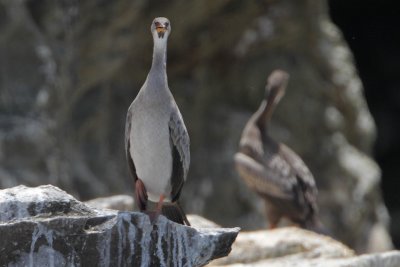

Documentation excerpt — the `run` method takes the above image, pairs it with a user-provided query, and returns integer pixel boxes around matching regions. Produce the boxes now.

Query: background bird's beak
[156,26,167,38]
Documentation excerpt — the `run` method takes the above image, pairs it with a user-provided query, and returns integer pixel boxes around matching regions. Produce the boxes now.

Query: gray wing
[125,106,138,181]
[168,107,190,202]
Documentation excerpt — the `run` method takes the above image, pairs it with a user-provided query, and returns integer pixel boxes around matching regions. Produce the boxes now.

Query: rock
[187,214,221,229]
[85,194,221,229]
[210,227,354,266]
[210,252,400,267]
[209,228,400,267]
[85,195,134,211]
[0,0,391,252]
[0,185,239,267]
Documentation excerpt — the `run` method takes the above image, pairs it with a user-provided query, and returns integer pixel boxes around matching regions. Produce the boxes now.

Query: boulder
[209,227,400,267]
[86,194,400,266]
[85,195,134,211]
[85,194,221,229]
[0,185,239,267]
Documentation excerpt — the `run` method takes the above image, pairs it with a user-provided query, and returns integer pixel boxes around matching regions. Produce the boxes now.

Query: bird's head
[264,70,289,105]
[151,17,171,40]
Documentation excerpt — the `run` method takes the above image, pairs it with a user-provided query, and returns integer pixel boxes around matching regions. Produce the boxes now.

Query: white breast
[130,108,172,202]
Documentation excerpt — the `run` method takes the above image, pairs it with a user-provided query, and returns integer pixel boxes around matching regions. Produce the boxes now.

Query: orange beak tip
[156,27,166,33]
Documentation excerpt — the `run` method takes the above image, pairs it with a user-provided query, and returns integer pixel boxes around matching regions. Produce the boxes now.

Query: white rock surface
[209,227,400,267]
[85,194,135,211]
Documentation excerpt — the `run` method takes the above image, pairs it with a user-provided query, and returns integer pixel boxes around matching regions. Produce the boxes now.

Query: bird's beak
[156,25,167,38]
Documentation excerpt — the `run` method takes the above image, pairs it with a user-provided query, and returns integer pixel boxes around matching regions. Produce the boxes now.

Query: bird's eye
[154,21,161,27]
[165,22,169,27]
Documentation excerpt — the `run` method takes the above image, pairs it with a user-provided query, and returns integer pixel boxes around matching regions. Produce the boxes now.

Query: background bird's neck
[255,99,275,129]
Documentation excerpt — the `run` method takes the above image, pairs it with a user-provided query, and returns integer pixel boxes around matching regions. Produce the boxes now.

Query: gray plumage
[235,70,322,232]
[125,17,190,225]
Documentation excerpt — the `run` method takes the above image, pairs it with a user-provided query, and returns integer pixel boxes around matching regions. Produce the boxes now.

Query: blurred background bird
[235,70,323,232]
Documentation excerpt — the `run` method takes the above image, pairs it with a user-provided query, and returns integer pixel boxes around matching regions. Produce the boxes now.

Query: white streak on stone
[44,227,54,267]
[67,248,77,266]
[29,223,55,267]
[156,218,167,266]
[171,224,177,266]
[97,226,112,267]
[176,224,189,267]
[29,226,40,267]
[117,216,123,267]
[127,216,137,265]
[140,215,152,266]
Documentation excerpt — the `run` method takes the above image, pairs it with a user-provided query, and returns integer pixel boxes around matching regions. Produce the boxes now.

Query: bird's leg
[135,179,148,211]
[268,222,278,230]
[156,194,165,213]
[265,201,280,230]
[148,194,165,224]
[267,215,281,230]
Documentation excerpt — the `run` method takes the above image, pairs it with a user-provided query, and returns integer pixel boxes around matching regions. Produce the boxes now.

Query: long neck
[148,39,167,85]
[255,98,275,129]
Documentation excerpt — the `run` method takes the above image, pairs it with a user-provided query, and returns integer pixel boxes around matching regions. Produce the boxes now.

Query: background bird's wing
[235,151,297,200]
[236,124,294,199]
[279,143,318,206]
[125,106,138,181]
[168,107,190,202]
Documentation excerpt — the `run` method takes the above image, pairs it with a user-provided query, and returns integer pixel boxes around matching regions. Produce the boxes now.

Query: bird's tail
[162,201,191,226]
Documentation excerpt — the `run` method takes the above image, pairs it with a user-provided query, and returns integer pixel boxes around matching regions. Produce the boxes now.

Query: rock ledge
[0,185,239,267]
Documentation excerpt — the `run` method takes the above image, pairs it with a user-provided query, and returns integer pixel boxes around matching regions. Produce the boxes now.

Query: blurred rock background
[329,0,400,250]
[0,0,397,253]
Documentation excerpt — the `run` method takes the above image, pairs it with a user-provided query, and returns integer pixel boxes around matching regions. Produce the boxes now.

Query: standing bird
[125,17,190,225]
[234,70,322,232]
